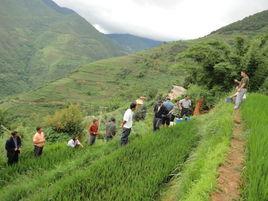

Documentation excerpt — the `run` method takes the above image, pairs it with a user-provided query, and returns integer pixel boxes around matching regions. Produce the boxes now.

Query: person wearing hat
[5,131,22,165]
[120,102,137,145]
[105,117,117,141]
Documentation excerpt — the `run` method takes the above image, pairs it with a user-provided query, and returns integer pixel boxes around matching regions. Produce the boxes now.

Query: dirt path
[211,110,246,201]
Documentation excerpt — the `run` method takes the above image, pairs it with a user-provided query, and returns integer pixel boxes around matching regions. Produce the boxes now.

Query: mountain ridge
[106,33,163,53]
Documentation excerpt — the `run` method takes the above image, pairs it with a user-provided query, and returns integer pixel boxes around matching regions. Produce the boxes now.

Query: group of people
[5,127,46,165]
[153,96,192,131]
[4,71,249,166]
[85,102,137,147]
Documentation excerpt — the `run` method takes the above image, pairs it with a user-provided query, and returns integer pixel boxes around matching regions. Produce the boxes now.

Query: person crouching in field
[120,102,137,146]
[5,131,22,165]
[88,119,99,145]
[33,127,46,157]
[67,136,83,148]
[234,70,249,110]
[105,117,116,142]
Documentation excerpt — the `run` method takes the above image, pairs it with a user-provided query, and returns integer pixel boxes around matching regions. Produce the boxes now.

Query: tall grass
[159,101,234,201]
[241,93,268,201]
[25,122,198,201]
[0,141,119,201]
[0,143,81,187]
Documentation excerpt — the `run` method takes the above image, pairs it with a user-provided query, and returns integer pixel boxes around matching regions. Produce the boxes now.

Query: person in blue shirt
[163,97,174,126]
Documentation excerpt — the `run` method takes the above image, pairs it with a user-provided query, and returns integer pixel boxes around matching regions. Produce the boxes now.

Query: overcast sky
[53,0,268,41]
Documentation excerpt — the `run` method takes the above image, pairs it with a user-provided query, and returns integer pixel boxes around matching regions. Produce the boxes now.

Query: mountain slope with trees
[0,0,124,98]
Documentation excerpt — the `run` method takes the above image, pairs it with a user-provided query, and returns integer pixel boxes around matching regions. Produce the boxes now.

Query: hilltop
[212,10,268,35]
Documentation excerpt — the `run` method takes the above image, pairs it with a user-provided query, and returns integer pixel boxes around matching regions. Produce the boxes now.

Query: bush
[0,110,9,136]
[147,88,158,100]
[187,84,218,109]
[45,104,84,136]
[134,105,147,121]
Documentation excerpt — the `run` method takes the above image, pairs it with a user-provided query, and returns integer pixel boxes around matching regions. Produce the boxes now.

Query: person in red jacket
[88,119,99,145]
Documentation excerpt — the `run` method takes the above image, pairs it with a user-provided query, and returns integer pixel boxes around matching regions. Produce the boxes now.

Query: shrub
[45,104,84,136]
[147,88,158,100]
[134,105,147,121]
[0,110,9,136]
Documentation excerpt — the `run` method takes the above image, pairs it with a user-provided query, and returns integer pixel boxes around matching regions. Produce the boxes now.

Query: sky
[53,0,268,41]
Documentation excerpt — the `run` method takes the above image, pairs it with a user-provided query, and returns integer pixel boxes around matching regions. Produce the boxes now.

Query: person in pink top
[33,127,46,157]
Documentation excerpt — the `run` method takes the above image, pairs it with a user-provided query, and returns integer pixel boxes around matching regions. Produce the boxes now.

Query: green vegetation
[45,104,84,137]
[241,94,268,201]
[0,6,268,201]
[0,10,267,126]
[1,45,187,124]
[184,35,268,99]
[212,10,268,35]
[21,123,198,201]
[0,0,124,98]
[159,101,233,201]
[0,141,119,201]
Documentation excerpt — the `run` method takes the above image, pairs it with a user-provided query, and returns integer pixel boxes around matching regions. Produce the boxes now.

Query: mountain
[211,10,268,35]
[106,33,163,53]
[0,0,123,98]
[1,10,267,124]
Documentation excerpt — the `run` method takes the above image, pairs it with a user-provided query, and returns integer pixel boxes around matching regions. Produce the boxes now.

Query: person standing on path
[33,127,46,157]
[234,70,249,110]
[88,119,99,145]
[120,102,137,146]
[178,95,192,117]
[5,131,22,165]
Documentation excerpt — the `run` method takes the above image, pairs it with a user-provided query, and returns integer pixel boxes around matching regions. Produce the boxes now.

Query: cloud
[53,0,268,41]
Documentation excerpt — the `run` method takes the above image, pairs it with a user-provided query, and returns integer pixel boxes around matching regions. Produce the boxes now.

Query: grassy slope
[159,101,233,201]
[0,120,199,201]
[0,41,189,124]
[0,97,234,201]
[241,94,268,201]
[0,0,123,98]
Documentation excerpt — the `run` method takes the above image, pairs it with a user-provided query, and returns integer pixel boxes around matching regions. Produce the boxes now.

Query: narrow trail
[211,110,246,201]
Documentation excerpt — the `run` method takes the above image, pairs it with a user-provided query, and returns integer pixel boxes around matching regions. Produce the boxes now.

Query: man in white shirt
[67,137,83,148]
[120,102,137,146]
[178,95,192,117]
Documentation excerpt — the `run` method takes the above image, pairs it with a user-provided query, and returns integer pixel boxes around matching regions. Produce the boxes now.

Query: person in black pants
[153,100,169,131]
[5,131,22,165]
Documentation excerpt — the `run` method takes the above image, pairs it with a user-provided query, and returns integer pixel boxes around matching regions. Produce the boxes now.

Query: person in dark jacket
[153,100,169,131]
[5,131,22,165]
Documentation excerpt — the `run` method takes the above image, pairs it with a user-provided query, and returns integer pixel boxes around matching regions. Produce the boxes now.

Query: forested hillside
[0,0,124,98]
